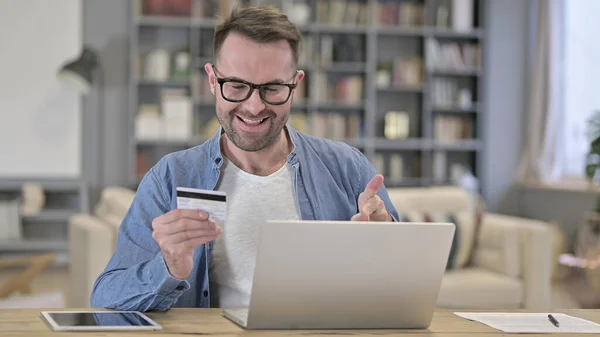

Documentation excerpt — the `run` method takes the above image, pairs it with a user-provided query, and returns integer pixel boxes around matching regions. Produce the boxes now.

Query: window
[560,0,600,179]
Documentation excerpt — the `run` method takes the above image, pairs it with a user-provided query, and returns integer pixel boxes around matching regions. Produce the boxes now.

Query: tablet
[40,311,163,331]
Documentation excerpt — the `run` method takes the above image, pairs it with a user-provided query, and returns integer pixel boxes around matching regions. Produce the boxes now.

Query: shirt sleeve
[89,165,190,312]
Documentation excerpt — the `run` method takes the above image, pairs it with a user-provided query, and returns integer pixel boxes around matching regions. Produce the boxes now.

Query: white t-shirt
[209,157,300,308]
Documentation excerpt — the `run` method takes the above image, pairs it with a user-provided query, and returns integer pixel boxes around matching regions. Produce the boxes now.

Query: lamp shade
[57,47,99,94]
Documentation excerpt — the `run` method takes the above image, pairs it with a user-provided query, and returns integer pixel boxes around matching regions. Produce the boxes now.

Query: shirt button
[203,290,208,297]
[176,285,185,291]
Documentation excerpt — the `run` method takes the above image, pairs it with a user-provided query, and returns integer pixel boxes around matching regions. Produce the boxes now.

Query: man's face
[205,32,304,152]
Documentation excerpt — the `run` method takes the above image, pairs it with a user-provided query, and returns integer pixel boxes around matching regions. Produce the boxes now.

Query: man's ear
[295,70,305,88]
[204,63,216,95]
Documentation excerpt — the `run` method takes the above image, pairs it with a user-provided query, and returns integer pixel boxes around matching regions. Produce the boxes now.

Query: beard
[216,104,289,152]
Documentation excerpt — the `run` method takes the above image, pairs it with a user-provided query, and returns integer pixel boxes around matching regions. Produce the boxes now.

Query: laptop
[223,220,455,330]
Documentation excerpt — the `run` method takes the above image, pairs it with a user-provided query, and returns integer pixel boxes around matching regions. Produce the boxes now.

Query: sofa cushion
[437,268,523,309]
[387,186,485,268]
[398,211,476,269]
[93,186,136,231]
[472,216,522,278]
[387,186,472,213]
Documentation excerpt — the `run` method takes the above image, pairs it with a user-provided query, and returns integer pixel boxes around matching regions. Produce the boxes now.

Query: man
[90,5,399,312]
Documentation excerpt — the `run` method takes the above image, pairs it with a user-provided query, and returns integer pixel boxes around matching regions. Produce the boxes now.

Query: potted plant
[585,110,600,183]
[576,110,600,291]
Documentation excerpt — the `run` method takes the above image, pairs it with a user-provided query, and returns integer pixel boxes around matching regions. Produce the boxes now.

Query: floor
[0,265,594,309]
[555,272,600,309]
[0,265,71,308]
[1,265,70,293]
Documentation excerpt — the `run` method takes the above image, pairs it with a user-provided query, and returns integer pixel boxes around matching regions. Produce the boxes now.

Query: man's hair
[213,5,302,65]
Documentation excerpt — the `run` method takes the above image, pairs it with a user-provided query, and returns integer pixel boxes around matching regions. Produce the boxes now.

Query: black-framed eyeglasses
[211,64,298,105]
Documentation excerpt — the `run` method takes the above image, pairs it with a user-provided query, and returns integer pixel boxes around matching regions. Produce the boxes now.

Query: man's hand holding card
[151,187,227,280]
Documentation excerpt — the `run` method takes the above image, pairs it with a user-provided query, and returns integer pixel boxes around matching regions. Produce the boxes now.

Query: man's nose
[242,88,267,115]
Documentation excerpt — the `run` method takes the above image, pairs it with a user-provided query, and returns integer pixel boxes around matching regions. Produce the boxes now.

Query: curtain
[516,0,564,183]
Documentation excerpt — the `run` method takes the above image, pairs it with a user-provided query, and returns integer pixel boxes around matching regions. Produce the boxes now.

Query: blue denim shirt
[90,126,399,311]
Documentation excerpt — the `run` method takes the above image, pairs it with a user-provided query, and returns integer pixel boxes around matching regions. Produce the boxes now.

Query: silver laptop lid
[245,220,455,330]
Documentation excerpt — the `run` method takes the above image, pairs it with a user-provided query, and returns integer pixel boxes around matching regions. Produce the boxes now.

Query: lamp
[57,46,104,192]
[57,47,99,94]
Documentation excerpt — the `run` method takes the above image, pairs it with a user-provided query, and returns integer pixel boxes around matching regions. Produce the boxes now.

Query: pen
[548,314,560,327]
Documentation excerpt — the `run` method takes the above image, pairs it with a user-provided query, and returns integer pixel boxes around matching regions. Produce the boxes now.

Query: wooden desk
[0,308,599,336]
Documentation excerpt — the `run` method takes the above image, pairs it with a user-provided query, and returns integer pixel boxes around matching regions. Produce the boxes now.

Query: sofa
[67,186,135,309]
[386,186,554,310]
[67,185,555,309]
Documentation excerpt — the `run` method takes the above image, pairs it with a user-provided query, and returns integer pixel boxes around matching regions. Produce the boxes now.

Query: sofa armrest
[67,214,116,308]
[472,213,553,309]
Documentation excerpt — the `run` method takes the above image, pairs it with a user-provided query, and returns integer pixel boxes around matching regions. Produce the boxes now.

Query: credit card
[176,187,227,225]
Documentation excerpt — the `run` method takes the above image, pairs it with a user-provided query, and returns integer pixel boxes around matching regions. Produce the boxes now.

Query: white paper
[455,312,600,333]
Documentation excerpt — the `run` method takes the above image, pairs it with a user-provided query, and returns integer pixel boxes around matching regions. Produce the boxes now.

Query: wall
[0,0,82,178]
[81,0,131,205]
[518,186,596,249]
[479,0,530,213]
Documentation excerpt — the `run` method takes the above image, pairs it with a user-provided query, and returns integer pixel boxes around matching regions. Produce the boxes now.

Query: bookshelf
[129,0,486,192]
[0,177,88,263]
